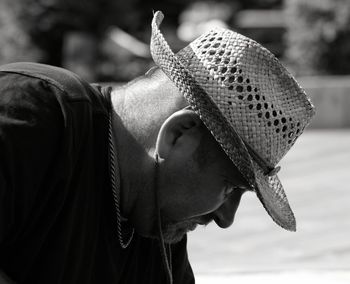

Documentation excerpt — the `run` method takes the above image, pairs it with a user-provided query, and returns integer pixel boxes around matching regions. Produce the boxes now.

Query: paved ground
[195,271,350,284]
[187,130,350,282]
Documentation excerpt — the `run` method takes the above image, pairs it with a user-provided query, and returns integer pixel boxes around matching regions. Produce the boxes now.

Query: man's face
[158,126,251,243]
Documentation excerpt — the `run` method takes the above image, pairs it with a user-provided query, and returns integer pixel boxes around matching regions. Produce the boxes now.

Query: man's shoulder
[0,62,98,103]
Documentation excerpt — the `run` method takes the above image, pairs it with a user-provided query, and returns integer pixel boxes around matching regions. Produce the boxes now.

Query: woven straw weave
[150,11,315,231]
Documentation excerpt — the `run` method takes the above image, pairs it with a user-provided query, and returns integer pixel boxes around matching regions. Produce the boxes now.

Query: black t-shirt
[0,63,194,284]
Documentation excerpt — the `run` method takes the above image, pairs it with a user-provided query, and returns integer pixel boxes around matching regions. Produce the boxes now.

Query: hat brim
[150,11,296,231]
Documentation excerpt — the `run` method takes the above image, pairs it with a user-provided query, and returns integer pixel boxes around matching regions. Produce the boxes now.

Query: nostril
[213,213,234,229]
[213,194,242,228]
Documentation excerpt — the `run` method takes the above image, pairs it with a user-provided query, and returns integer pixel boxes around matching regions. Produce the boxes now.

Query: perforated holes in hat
[251,92,304,147]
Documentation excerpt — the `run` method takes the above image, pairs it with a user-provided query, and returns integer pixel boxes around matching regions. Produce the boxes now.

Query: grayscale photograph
[0,0,349,283]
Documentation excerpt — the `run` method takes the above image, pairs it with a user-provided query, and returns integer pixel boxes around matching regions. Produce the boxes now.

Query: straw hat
[150,11,315,231]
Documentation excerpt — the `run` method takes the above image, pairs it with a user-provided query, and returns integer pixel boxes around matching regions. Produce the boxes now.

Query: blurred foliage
[284,0,350,75]
[2,0,350,81]
[0,0,42,64]
[12,0,141,66]
[237,0,283,9]
[0,0,189,81]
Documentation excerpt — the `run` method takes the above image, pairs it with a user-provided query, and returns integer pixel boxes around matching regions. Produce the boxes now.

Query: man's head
[112,67,251,244]
[112,11,315,244]
[149,11,315,236]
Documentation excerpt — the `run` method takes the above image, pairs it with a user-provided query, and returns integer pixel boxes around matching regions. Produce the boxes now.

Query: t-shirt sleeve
[0,72,63,245]
[171,235,195,284]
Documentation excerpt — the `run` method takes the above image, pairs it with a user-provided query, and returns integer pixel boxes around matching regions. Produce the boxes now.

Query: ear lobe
[155,109,203,159]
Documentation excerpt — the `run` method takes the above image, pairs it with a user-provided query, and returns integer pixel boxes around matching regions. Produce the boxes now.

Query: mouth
[187,223,198,232]
[186,217,213,233]
[160,215,214,244]
[195,214,214,226]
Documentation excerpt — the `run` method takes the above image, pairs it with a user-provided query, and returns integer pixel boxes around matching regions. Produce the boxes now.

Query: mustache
[159,213,216,244]
[190,213,215,226]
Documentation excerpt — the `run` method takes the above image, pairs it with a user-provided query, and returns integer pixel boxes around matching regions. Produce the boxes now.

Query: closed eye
[221,174,252,193]
[223,179,250,198]
[223,181,239,197]
[224,185,232,195]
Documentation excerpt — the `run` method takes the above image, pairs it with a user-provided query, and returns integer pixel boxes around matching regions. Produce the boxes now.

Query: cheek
[193,179,226,214]
[159,157,227,220]
[158,159,196,218]
[172,179,226,220]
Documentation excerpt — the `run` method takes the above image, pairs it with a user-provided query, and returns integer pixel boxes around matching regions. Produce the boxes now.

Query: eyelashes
[223,181,239,197]
[223,179,248,198]
[224,185,235,196]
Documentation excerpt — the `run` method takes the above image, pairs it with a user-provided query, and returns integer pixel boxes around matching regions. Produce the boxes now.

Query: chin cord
[155,154,173,284]
[108,105,134,248]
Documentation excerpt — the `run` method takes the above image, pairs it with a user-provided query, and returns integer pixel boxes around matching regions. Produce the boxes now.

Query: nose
[213,191,243,228]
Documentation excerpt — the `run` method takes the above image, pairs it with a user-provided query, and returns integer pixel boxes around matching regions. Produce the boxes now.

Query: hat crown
[177,28,315,167]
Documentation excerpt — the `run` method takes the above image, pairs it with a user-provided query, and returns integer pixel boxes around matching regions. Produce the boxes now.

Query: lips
[187,223,198,232]
[186,218,212,232]
[196,214,214,226]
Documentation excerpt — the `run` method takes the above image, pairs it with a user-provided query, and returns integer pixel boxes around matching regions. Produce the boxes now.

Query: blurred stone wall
[300,76,350,128]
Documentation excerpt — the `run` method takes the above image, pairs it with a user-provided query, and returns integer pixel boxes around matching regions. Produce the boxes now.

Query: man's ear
[155,109,203,159]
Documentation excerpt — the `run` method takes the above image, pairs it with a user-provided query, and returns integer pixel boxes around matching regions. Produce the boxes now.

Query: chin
[161,220,198,244]
[140,217,200,244]
[162,232,186,244]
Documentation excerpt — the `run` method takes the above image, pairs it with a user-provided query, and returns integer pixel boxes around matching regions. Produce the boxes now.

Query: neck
[108,69,188,237]
[110,87,158,237]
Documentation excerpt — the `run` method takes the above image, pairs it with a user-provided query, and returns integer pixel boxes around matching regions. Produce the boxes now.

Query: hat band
[244,142,280,176]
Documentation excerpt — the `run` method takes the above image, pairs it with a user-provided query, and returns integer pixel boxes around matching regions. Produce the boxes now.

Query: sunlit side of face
[158,126,251,243]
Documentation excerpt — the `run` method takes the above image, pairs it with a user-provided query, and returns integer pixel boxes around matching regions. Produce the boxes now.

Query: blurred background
[1,0,350,283]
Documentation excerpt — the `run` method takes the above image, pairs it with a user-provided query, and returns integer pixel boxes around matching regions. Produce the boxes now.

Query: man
[0,11,315,284]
